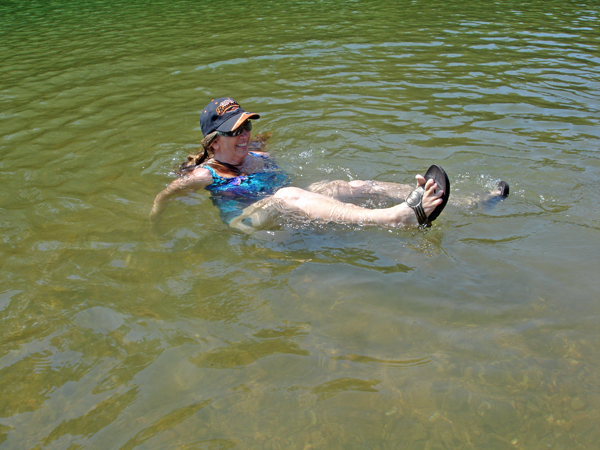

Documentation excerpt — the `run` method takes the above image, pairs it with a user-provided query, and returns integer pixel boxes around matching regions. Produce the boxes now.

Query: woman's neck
[210,157,244,176]
[214,154,245,167]
[216,149,254,172]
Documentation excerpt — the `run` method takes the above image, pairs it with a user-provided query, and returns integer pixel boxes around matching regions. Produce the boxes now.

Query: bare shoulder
[243,151,272,173]
[250,150,270,157]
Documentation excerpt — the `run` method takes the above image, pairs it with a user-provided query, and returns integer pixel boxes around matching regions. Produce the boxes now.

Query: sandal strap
[405,186,429,226]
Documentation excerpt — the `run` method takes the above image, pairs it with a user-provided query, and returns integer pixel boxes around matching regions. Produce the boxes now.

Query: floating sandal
[405,165,450,226]
[498,181,509,197]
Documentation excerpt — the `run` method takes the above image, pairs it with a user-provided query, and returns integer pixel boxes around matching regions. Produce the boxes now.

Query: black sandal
[405,165,450,226]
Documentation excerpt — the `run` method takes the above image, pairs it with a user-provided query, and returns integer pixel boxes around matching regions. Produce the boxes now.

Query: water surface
[1,0,599,448]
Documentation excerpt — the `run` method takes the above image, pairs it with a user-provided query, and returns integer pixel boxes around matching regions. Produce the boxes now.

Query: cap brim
[216,112,260,133]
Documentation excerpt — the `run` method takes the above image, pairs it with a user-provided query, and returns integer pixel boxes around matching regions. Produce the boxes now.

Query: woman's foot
[480,181,510,207]
[387,178,444,227]
[404,165,450,226]
[498,181,509,197]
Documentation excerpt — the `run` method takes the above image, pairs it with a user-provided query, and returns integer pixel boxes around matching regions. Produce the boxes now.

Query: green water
[1,0,600,448]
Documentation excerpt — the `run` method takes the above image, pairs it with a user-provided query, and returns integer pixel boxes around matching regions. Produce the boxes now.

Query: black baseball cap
[200,97,260,137]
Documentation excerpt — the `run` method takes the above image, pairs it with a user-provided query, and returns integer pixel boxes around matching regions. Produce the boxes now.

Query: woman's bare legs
[306,179,414,203]
[270,178,441,227]
[229,196,303,232]
[448,180,510,209]
[309,178,508,206]
[229,174,443,235]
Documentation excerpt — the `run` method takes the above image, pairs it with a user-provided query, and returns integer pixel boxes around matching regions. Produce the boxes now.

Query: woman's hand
[149,200,167,222]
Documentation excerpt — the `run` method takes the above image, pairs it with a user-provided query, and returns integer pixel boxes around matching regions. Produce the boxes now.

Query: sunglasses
[219,120,252,137]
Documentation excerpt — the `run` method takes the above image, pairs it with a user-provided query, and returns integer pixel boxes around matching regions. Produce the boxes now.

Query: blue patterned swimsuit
[204,153,291,223]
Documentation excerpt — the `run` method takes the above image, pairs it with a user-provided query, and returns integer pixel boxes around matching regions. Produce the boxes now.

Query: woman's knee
[348,180,368,189]
[273,186,305,202]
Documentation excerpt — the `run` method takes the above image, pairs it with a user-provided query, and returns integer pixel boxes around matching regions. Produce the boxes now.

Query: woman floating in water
[150,97,506,233]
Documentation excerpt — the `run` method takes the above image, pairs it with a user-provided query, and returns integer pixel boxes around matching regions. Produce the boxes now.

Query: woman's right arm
[150,168,213,221]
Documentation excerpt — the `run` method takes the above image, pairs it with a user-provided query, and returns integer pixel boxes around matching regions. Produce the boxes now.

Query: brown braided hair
[176,131,219,176]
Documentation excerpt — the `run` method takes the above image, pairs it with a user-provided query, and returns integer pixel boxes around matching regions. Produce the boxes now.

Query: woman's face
[212,124,252,163]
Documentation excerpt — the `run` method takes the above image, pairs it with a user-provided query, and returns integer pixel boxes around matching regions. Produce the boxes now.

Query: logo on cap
[216,99,240,116]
